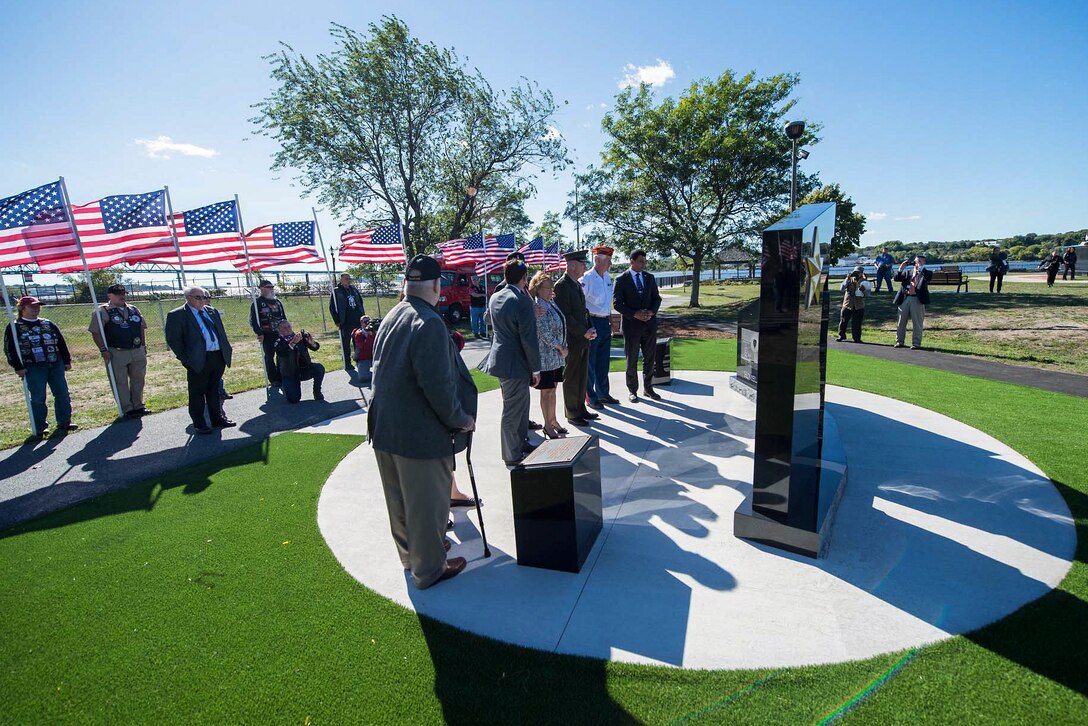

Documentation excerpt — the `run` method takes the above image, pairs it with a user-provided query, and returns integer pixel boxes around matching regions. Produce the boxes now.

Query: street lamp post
[785,120,806,212]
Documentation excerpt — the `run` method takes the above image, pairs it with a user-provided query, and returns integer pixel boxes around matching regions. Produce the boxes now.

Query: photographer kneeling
[273,320,325,403]
[836,266,870,343]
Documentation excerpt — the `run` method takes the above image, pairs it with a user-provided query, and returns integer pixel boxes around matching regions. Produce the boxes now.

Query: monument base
[728,373,757,403]
[733,411,848,558]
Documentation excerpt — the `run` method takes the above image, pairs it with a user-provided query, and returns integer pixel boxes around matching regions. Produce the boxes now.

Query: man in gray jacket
[368,255,477,589]
[481,260,541,466]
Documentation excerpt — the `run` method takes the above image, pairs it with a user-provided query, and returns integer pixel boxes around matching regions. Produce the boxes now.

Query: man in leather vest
[330,273,365,372]
[89,283,149,418]
[249,280,287,385]
[4,296,77,437]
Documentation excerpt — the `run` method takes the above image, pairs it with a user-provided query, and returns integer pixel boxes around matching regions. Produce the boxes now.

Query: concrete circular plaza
[304,371,1076,670]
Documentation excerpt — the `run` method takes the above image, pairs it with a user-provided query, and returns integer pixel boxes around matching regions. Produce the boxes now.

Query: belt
[589,314,610,319]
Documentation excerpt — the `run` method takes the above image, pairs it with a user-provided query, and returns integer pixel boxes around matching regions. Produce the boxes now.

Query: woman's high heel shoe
[543,425,566,439]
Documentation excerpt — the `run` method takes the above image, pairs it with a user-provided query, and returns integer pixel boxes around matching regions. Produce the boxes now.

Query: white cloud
[599,102,607,109]
[134,136,218,159]
[543,126,562,141]
[866,212,888,221]
[618,60,675,89]
[895,215,922,221]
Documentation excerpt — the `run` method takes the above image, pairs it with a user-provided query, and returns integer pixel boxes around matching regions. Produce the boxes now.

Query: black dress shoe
[213,419,237,428]
[221,393,234,400]
[580,411,600,420]
[194,426,213,435]
[586,400,604,410]
[601,396,621,404]
[645,389,662,401]
[527,420,544,431]
[567,417,590,426]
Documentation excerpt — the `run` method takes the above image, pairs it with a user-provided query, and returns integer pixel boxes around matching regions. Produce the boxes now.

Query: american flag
[236,220,325,271]
[140,200,244,267]
[0,181,80,270]
[544,242,564,271]
[339,224,404,264]
[40,190,177,272]
[518,237,545,266]
[481,233,517,273]
[439,234,486,268]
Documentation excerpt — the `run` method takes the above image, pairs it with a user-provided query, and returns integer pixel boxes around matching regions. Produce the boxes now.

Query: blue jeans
[280,363,325,403]
[470,306,486,336]
[24,360,72,431]
[587,316,613,403]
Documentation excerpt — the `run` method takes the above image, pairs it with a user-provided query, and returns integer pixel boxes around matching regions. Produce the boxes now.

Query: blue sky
[2,0,1086,279]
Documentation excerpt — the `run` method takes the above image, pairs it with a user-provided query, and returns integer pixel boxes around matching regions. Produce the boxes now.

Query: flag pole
[0,273,40,437]
[233,194,270,387]
[59,177,124,418]
[312,207,346,368]
[163,186,187,286]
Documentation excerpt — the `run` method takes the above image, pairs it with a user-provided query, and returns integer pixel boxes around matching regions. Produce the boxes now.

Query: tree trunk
[689,254,703,307]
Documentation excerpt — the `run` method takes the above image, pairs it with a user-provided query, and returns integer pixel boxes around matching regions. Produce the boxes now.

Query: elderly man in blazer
[481,259,541,466]
[613,249,662,401]
[893,254,934,350]
[164,286,235,434]
[369,255,477,589]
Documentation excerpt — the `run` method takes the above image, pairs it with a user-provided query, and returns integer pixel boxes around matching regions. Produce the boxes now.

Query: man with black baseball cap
[369,254,477,589]
[89,283,150,417]
[249,279,287,385]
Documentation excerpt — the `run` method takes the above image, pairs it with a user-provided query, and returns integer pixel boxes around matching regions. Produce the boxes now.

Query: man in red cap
[4,296,77,437]
[581,245,620,408]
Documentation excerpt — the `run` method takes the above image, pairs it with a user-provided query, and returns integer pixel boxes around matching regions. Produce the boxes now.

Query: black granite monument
[511,436,603,573]
[733,202,847,557]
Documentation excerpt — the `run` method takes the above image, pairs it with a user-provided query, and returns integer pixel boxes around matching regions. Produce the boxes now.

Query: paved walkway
[313,371,1074,669]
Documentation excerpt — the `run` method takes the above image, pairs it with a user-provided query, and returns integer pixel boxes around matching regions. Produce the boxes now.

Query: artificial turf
[0,344,1085,724]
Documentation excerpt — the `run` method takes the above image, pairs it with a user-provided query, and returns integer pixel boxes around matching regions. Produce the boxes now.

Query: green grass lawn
[1,342,1085,723]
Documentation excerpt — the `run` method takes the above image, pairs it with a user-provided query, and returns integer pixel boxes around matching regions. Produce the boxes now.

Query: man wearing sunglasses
[165,286,236,435]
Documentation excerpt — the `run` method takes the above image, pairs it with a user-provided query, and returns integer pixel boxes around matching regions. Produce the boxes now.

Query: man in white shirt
[581,245,620,408]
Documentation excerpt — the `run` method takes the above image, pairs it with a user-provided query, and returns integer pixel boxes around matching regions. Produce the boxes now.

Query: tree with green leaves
[569,71,818,306]
[63,267,123,303]
[253,17,566,257]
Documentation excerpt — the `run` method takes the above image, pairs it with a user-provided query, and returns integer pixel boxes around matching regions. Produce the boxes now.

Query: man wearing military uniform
[329,273,365,372]
[89,283,150,418]
[552,249,599,427]
[4,296,77,437]
[249,280,287,385]
[369,255,477,589]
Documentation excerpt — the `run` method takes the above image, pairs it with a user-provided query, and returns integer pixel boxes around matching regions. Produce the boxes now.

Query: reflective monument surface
[733,202,847,557]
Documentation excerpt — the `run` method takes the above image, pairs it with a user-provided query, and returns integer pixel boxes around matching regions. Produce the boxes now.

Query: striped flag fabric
[0,181,80,269]
[439,234,486,268]
[140,199,244,267]
[237,220,325,271]
[518,237,545,266]
[544,242,564,271]
[339,224,404,264]
[482,233,517,273]
[40,190,177,272]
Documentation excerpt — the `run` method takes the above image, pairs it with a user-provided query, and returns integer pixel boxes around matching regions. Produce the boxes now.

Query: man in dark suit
[164,286,235,434]
[552,249,599,426]
[613,249,662,401]
[369,255,477,589]
[481,259,541,466]
[893,255,934,350]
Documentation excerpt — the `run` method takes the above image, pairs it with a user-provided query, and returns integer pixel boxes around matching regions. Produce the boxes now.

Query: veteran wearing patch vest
[89,283,150,418]
[4,296,77,437]
[249,280,287,385]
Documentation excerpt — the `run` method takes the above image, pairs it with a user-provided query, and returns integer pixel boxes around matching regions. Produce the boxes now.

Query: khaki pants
[374,450,453,589]
[896,296,925,347]
[109,346,147,414]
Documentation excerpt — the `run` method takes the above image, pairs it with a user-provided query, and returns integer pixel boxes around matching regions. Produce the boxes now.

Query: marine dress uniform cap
[591,245,614,257]
[563,249,588,263]
[405,254,441,281]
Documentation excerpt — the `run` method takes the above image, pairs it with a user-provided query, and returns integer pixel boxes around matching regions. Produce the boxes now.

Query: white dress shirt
[187,304,221,352]
[580,268,613,317]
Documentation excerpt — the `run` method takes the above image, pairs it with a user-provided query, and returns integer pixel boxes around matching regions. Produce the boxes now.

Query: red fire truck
[438,263,503,323]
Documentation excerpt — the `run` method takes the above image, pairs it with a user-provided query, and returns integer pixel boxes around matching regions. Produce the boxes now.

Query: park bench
[929,266,969,292]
